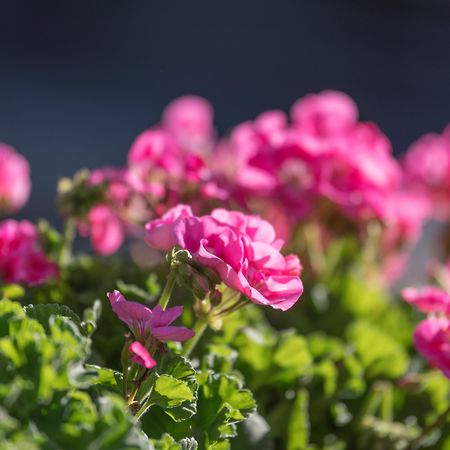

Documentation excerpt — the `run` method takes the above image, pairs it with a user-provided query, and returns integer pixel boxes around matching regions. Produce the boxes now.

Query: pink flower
[145,206,303,311]
[80,205,125,255]
[129,341,156,369]
[290,90,358,136]
[0,220,57,285]
[402,126,450,220]
[0,144,31,214]
[402,287,450,315]
[414,317,450,379]
[162,95,214,153]
[107,290,195,342]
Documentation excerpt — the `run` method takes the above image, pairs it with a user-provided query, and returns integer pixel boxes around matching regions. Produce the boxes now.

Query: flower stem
[408,404,450,450]
[182,319,208,357]
[58,218,76,267]
[158,269,177,309]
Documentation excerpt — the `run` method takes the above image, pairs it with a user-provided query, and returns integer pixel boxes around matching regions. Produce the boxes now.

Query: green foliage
[0,299,149,449]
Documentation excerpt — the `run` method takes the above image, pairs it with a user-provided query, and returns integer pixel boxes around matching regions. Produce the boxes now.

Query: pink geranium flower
[145,205,303,311]
[403,284,450,379]
[0,144,31,214]
[414,317,450,379]
[402,287,450,315]
[108,290,194,342]
[0,220,57,285]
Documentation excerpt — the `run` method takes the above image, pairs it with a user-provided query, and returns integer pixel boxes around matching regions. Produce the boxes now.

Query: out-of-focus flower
[80,205,125,256]
[403,284,450,378]
[0,220,57,285]
[414,317,450,378]
[107,290,195,342]
[402,286,450,315]
[402,126,450,220]
[0,144,31,214]
[145,205,303,311]
[162,95,214,154]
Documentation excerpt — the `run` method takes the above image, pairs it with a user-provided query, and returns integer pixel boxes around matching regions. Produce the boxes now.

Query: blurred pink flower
[0,144,31,214]
[107,290,194,342]
[0,220,57,285]
[162,95,214,153]
[402,126,450,220]
[402,286,450,315]
[414,317,450,379]
[290,90,358,136]
[129,341,156,369]
[79,205,125,255]
[145,205,303,311]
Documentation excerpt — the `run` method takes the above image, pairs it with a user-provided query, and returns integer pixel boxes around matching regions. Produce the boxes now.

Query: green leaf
[151,433,198,450]
[83,364,122,391]
[143,357,198,422]
[24,303,83,334]
[151,375,195,407]
[1,284,25,300]
[194,371,256,446]
[347,321,408,379]
[287,390,309,450]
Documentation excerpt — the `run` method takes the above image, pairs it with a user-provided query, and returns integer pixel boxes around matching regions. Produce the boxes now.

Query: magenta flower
[402,125,450,220]
[129,341,156,369]
[414,317,450,379]
[79,205,125,256]
[107,290,195,343]
[402,287,450,315]
[145,206,303,311]
[403,285,450,379]
[0,143,31,214]
[162,95,214,153]
[0,220,57,285]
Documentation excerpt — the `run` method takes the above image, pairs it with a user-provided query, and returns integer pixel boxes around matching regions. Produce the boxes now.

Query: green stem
[58,218,76,267]
[408,404,450,450]
[158,270,177,309]
[182,319,208,357]
[134,396,154,420]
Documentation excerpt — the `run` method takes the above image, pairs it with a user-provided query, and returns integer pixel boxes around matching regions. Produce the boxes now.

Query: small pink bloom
[290,90,358,136]
[402,126,450,220]
[129,341,156,369]
[414,317,450,379]
[145,206,303,311]
[0,220,57,285]
[162,95,214,152]
[402,287,450,315]
[84,205,125,255]
[0,144,31,214]
[107,290,195,342]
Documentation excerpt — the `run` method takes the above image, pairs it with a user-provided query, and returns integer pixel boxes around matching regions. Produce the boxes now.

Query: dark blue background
[1,0,450,221]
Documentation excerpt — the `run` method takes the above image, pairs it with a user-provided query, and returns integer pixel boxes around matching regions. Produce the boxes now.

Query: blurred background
[1,0,450,221]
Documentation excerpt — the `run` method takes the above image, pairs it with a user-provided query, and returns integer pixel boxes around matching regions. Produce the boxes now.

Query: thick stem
[158,270,177,309]
[58,218,76,267]
[182,319,208,358]
[408,404,450,450]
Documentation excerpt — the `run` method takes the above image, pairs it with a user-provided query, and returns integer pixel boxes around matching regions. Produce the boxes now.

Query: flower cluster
[64,92,432,274]
[0,143,31,215]
[403,285,450,378]
[0,220,57,285]
[146,205,303,311]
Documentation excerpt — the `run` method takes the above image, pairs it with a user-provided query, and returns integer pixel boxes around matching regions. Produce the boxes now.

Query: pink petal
[152,326,195,342]
[107,290,152,330]
[149,305,183,328]
[402,287,450,315]
[130,341,156,369]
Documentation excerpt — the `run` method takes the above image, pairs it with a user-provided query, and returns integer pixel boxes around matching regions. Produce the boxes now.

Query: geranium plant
[1,91,449,449]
